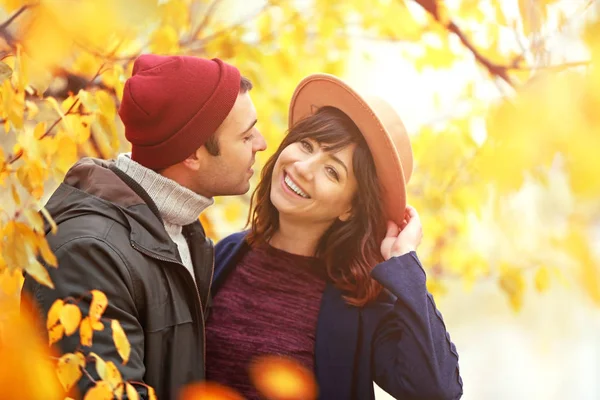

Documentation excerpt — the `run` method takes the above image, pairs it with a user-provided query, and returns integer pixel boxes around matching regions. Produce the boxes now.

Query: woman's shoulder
[215,231,249,252]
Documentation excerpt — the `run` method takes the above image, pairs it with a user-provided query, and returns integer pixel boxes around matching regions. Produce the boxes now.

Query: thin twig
[184,0,223,45]
[79,364,98,385]
[509,60,591,72]
[411,0,514,86]
[5,62,107,165]
[0,4,34,31]
[187,2,273,50]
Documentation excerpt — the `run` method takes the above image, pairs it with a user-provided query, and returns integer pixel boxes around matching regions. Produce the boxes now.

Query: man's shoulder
[47,213,130,251]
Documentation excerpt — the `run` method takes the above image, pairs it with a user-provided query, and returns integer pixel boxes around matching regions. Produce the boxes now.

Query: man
[21,54,266,399]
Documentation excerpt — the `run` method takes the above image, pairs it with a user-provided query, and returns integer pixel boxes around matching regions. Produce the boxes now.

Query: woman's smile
[282,171,311,199]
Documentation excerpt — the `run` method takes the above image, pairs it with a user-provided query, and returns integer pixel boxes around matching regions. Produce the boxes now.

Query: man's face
[196,92,267,197]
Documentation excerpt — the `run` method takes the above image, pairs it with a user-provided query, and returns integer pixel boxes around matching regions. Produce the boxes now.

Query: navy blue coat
[213,232,463,400]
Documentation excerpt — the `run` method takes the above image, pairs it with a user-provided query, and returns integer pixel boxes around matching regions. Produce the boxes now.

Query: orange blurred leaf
[0,297,63,399]
[179,382,244,400]
[83,381,114,400]
[249,355,318,400]
[111,319,131,364]
[60,303,82,336]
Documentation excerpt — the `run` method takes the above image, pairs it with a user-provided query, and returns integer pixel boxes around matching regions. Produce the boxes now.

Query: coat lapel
[315,282,360,400]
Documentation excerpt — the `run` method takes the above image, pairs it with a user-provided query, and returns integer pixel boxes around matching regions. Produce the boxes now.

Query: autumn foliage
[0,0,599,398]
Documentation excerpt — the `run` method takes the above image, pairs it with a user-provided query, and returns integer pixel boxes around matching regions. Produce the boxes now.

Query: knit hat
[119,54,241,170]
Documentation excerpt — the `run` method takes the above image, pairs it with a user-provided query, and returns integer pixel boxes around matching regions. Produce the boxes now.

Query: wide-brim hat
[288,73,413,227]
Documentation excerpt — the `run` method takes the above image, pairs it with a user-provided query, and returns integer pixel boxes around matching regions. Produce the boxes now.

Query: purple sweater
[205,243,328,399]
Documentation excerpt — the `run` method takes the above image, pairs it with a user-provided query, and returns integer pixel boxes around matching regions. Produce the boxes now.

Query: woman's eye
[300,140,313,152]
[326,167,339,181]
[244,133,254,142]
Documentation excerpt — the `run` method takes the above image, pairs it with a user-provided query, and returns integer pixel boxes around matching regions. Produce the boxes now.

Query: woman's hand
[380,205,423,261]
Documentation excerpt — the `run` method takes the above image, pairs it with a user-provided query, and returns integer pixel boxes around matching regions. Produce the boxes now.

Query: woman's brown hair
[246,106,387,306]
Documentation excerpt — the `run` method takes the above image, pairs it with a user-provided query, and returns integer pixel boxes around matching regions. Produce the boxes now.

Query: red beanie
[118,54,241,170]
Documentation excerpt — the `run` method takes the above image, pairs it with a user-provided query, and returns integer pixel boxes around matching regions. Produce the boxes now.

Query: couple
[21,55,463,400]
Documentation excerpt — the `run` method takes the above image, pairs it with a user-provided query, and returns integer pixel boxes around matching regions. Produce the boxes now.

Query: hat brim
[289,74,407,227]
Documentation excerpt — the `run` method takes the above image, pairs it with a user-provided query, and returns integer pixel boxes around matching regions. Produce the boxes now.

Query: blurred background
[0,0,599,399]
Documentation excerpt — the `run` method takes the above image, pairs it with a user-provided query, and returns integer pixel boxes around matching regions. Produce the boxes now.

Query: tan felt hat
[289,73,414,227]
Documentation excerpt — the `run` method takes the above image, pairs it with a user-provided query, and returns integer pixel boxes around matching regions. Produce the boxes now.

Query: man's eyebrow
[329,154,348,176]
[239,119,258,136]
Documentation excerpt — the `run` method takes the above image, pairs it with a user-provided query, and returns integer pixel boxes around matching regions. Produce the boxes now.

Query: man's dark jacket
[21,158,213,399]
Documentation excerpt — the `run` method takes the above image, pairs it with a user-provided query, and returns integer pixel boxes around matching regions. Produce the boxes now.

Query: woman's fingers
[385,220,399,238]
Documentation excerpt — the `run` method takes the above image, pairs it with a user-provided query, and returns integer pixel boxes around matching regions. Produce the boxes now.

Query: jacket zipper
[204,237,215,371]
[130,241,206,370]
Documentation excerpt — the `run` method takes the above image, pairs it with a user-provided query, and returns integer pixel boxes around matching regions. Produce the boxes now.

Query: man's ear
[181,146,205,171]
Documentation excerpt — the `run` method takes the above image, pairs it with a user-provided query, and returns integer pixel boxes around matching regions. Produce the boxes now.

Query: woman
[205,74,463,400]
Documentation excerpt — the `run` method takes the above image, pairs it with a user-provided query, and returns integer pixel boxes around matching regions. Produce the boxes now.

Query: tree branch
[183,0,223,45]
[0,4,34,31]
[5,62,107,165]
[411,0,514,86]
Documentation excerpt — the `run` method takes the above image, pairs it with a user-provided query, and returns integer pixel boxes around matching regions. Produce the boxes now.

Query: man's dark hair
[205,75,253,156]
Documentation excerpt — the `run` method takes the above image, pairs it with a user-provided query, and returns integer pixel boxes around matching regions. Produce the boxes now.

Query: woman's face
[270,138,358,225]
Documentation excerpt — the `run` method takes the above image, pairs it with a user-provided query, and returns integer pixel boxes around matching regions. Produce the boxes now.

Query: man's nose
[253,130,267,152]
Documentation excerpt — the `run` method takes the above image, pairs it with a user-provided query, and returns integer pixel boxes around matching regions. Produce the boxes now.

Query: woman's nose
[293,158,315,181]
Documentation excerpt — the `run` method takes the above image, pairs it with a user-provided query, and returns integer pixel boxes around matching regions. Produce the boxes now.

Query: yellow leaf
[25,100,39,119]
[16,160,47,200]
[149,25,180,54]
[126,383,140,400]
[83,381,114,400]
[37,236,58,267]
[498,264,526,312]
[11,184,20,206]
[111,319,131,364]
[46,299,64,329]
[80,316,94,347]
[0,62,12,84]
[89,352,106,380]
[534,266,551,293]
[104,361,123,390]
[23,209,43,233]
[40,206,58,234]
[72,52,103,78]
[33,121,46,140]
[95,90,116,120]
[90,289,108,323]
[60,303,82,336]
[56,352,85,392]
[55,135,78,174]
[48,324,65,346]
[519,0,542,37]
[26,259,54,289]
